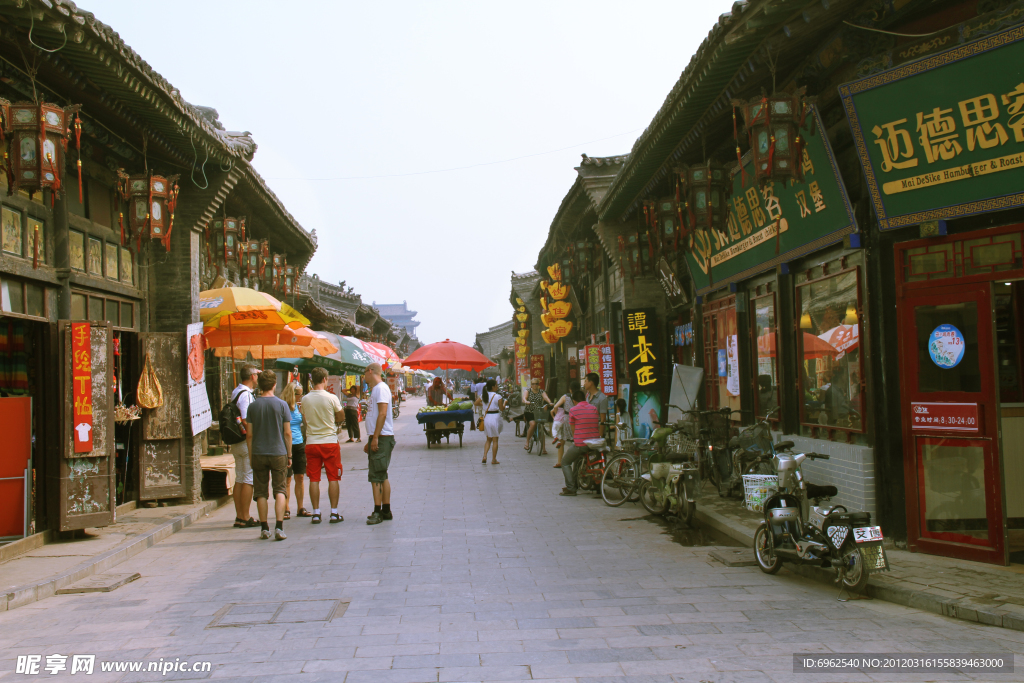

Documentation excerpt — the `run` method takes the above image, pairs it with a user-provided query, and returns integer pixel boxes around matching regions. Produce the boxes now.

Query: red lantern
[210,217,242,262]
[244,240,260,279]
[679,161,731,235]
[118,172,180,243]
[4,101,78,196]
[732,88,814,186]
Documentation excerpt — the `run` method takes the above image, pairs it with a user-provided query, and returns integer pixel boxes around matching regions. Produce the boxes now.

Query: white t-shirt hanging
[365,381,394,437]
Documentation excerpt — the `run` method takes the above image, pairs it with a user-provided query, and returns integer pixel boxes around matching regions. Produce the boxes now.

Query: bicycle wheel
[576,458,597,491]
[638,480,668,515]
[601,455,637,507]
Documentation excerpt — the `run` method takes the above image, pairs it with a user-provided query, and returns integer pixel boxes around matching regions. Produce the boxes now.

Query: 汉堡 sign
[840,25,1024,230]
[683,106,856,293]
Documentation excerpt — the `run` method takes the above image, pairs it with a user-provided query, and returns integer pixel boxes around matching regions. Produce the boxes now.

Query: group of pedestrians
[227,362,397,539]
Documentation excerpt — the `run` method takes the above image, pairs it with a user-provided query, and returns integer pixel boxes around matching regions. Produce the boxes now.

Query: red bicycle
[573,421,617,491]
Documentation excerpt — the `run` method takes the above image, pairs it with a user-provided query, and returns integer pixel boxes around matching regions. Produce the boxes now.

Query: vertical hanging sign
[71,322,93,453]
[622,309,661,391]
[530,354,546,388]
[186,322,213,436]
[585,344,617,396]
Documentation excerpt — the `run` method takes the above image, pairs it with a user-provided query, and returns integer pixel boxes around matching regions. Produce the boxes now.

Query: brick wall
[780,432,877,519]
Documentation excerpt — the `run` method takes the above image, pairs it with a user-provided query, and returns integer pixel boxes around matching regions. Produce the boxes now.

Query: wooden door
[54,321,115,532]
[899,283,1006,564]
[138,332,187,500]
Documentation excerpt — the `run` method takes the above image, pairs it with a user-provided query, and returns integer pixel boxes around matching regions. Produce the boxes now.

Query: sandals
[329,513,343,524]
[283,510,291,520]
[481,458,487,464]
[296,508,312,518]
[345,439,354,443]
[553,463,562,468]
[491,460,500,465]
[311,513,322,524]
[233,517,258,528]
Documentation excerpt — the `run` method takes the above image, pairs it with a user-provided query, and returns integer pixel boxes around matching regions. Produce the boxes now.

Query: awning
[275,332,379,375]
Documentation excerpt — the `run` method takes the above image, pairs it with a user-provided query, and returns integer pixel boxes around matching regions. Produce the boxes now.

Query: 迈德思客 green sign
[840,25,1024,230]
[684,106,856,294]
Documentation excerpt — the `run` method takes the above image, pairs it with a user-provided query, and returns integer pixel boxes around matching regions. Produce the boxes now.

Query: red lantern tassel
[733,107,748,187]
[74,113,83,204]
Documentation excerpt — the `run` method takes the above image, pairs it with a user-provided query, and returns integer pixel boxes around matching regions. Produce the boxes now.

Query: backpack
[219,389,251,445]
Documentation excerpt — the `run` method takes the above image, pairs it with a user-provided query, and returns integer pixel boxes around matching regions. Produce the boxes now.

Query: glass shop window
[751,292,780,421]
[1,277,47,319]
[796,266,866,432]
[702,297,741,415]
[71,292,86,320]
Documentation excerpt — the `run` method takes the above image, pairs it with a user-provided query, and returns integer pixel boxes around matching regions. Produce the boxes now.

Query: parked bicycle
[599,433,652,506]
[572,418,618,493]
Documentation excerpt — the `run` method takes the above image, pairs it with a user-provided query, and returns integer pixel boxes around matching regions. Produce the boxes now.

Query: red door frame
[897,283,1006,565]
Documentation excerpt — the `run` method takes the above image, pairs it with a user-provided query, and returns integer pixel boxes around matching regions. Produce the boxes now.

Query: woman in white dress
[478,379,505,465]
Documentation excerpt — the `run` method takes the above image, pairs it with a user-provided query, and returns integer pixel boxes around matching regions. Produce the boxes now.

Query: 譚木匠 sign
[840,25,1024,230]
[622,309,662,391]
[684,106,856,293]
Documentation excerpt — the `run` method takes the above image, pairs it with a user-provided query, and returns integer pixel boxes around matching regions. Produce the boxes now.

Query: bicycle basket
[665,432,697,457]
[702,411,732,448]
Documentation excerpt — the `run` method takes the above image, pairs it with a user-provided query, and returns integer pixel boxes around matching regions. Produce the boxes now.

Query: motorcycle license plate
[853,526,883,543]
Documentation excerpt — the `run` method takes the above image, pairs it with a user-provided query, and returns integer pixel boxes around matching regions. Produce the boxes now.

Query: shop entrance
[896,225,1024,565]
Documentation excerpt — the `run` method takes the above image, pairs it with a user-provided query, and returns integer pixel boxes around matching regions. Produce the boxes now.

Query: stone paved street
[1,396,1022,682]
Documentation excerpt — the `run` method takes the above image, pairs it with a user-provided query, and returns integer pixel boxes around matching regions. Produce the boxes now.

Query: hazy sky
[83,1,733,346]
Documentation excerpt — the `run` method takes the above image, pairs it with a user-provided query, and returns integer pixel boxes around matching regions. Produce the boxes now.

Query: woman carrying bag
[478,379,505,465]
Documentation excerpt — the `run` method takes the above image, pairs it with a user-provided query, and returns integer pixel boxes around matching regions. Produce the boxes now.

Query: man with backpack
[224,365,258,528]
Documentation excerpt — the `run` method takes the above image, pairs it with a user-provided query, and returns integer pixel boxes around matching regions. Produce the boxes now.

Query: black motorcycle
[753,450,889,595]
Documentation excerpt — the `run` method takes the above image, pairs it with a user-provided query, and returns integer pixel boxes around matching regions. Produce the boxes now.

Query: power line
[263,128,642,181]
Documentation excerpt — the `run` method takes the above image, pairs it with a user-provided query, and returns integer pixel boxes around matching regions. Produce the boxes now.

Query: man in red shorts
[300,367,345,523]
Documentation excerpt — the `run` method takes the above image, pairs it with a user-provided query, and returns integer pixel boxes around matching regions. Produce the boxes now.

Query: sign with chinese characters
[530,354,545,388]
[515,352,530,389]
[71,322,93,453]
[910,402,979,432]
[186,322,212,436]
[928,324,966,368]
[684,105,855,293]
[622,308,662,391]
[585,344,617,396]
[656,257,688,308]
[840,26,1024,230]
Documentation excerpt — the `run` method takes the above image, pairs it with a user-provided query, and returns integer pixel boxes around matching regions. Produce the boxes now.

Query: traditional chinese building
[374,301,421,339]
[0,1,316,536]
[474,321,514,378]
[525,0,1024,565]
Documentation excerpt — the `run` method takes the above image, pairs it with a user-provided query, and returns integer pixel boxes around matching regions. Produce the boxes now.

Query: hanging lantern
[548,301,572,319]
[517,329,529,338]
[4,101,78,196]
[284,264,295,294]
[546,263,562,282]
[210,217,242,262]
[539,280,549,292]
[732,88,814,186]
[259,240,270,284]
[548,282,569,301]
[118,171,180,242]
[516,346,529,357]
[271,253,284,289]
[515,312,528,323]
[244,240,260,279]
[679,161,732,236]
[540,312,554,327]
[515,297,524,306]
[541,329,559,345]
[549,319,573,338]
[539,297,548,312]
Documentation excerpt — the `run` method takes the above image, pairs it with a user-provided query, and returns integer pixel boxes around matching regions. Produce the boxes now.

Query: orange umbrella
[206,327,338,367]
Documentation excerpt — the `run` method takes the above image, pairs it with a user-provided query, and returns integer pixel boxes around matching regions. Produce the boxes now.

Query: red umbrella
[402,339,496,372]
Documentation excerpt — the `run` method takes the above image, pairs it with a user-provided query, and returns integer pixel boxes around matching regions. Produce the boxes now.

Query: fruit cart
[416,402,475,448]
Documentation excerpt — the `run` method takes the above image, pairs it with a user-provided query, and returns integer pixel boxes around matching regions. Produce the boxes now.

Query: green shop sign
[684,106,856,294]
[840,25,1024,230]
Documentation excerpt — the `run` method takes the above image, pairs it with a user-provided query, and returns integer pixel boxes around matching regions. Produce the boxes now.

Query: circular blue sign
[928,324,965,369]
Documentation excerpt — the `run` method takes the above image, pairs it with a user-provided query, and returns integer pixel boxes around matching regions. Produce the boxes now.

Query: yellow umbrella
[199,287,309,331]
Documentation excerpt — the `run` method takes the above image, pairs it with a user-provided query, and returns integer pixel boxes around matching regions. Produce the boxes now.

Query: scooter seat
[662,452,690,463]
[807,483,838,499]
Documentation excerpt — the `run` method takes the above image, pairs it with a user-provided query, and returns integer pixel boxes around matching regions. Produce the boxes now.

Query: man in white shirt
[301,367,345,524]
[230,365,258,528]
[362,362,394,525]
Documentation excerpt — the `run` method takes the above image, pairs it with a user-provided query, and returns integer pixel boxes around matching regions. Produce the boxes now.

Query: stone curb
[0,496,229,613]
[694,505,1024,633]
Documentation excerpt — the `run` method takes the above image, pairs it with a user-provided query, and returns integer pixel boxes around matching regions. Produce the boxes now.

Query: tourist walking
[478,379,505,464]
[522,378,552,455]
[301,367,345,524]
[549,384,576,468]
[363,362,395,525]
[559,388,600,496]
[280,381,309,519]
[245,370,292,540]
[230,364,259,528]
[343,385,361,443]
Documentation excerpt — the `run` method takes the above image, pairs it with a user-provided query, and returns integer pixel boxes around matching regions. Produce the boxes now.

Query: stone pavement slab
[0,395,1019,681]
[694,486,1024,632]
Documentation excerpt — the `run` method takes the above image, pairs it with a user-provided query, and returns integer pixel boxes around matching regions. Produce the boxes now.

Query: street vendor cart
[416,408,474,448]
